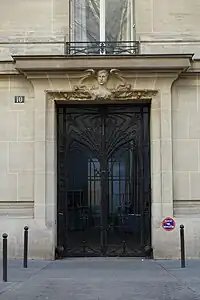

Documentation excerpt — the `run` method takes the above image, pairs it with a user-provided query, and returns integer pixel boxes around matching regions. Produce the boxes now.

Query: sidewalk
[0,258,199,299]
[0,259,50,296]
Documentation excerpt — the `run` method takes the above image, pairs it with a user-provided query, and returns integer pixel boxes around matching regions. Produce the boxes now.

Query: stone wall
[0,75,34,215]
[135,0,200,57]
[172,76,200,216]
[1,0,200,59]
[152,73,200,259]
[0,0,69,59]
[136,0,200,35]
[0,74,54,259]
[136,0,200,57]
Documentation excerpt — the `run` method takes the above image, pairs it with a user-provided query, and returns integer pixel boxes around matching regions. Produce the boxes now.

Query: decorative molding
[174,200,200,216]
[47,89,157,101]
[0,201,34,218]
[47,69,157,101]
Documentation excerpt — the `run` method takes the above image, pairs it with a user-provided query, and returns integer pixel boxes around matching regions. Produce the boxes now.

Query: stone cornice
[11,54,192,76]
[0,61,18,75]
[186,60,200,74]
[0,54,197,76]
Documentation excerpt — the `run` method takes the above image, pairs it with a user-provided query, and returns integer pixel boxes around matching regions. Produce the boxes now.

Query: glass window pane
[105,0,131,42]
[72,0,133,43]
[73,0,100,42]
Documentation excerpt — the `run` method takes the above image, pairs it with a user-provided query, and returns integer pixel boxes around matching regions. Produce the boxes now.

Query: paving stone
[0,258,199,299]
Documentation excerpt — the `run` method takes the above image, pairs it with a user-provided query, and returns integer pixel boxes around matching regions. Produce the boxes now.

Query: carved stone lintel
[47,89,157,102]
[47,69,157,102]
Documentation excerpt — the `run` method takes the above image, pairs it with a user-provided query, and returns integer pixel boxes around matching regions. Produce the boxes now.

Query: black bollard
[23,226,29,268]
[122,241,126,255]
[82,240,86,253]
[180,224,185,268]
[2,233,8,282]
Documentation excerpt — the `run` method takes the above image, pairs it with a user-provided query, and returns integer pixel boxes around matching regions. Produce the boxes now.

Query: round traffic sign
[162,217,176,231]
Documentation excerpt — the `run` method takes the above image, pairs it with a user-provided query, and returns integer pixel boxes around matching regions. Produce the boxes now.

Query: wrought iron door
[57,104,151,257]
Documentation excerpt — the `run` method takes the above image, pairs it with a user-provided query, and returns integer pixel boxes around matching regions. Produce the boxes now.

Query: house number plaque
[14,96,25,103]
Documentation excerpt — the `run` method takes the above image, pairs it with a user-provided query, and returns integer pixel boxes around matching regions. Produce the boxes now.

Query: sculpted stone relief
[47,69,157,101]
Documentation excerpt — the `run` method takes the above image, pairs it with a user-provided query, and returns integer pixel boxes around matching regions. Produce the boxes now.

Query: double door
[57,103,151,257]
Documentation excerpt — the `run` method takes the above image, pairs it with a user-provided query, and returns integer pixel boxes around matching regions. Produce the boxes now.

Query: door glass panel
[107,146,142,255]
[88,158,101,217]
[66,151,102,255]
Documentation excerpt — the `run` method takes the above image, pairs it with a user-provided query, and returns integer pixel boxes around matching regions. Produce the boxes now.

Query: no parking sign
[162,217,176,231]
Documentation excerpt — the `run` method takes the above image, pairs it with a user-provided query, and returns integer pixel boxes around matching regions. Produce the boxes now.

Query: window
[71,0,135,43]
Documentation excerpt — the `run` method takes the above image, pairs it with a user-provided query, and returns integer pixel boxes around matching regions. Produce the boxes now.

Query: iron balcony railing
[64,41,140,56]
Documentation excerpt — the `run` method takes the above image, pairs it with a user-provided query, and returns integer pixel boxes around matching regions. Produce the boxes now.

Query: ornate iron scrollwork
[57,104,151,257]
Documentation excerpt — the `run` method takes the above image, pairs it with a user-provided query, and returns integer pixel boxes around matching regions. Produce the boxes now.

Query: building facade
[0,0,200,259]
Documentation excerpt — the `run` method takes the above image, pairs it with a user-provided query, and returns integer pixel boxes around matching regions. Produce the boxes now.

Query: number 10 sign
[14,96,25,104]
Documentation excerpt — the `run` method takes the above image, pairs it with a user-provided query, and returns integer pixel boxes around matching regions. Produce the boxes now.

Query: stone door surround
[12,54,192,257]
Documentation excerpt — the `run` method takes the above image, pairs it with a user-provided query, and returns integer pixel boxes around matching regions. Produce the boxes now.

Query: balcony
[64,41,140,56]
